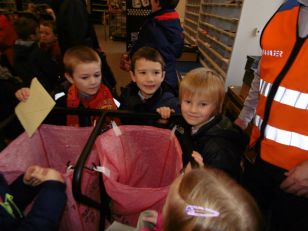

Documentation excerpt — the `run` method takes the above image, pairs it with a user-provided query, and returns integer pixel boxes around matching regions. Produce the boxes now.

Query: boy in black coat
[157,68,247,180]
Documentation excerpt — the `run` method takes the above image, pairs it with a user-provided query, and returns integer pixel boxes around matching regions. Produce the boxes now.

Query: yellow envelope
[15,78,56,137]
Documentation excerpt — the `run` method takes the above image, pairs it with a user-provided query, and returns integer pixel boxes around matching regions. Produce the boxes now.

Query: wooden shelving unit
[183,0,200,45]
[183,0,243,77]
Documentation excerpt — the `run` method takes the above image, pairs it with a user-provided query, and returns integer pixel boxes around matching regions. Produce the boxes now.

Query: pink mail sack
[95,125,183,227]
[0,124,100,231]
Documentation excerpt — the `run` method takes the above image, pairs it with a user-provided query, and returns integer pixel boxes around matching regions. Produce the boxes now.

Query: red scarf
[66,84,117,127]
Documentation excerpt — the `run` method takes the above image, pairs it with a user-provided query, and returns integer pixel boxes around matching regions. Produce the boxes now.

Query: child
[16,45,117,127]
[39,20,62,65]
[158,67,247,180]
[13,15,61,93]
[120,0,183,92]
[138,168,263,231]
[119,47,179,126]
[0,165,66,231]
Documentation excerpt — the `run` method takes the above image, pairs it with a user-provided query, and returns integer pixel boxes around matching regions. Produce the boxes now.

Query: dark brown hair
[131,47,165,73]
[40,19,57,35]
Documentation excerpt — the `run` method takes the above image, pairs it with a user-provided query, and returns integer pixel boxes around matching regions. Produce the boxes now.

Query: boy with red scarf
[16,46,117,127]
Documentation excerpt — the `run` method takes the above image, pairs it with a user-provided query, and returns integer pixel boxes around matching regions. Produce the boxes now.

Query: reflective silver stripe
[54,92,65,101]
[259,79,308,109]
[254,115,308,151]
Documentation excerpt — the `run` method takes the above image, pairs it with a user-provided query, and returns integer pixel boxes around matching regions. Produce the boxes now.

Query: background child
[13,14,61,93]
[119,47,179,126]
[158,67,247,180]
[16,45,117,127]
[138,168,263,231]
[0,165,66,231]
[39,19,62,65]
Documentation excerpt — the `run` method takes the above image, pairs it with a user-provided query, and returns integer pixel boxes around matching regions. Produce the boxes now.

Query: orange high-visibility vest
[250,0,308,170]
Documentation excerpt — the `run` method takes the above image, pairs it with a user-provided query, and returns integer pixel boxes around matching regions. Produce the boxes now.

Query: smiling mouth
[144,84,156,88]
[186,114,200,120]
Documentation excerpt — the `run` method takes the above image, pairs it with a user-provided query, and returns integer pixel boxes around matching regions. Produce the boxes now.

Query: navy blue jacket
[119,82,180,126]
[130,8,184,91]
[0,174,66,231]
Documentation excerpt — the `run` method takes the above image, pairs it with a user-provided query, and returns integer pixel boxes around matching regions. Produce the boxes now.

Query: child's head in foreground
[179,67,225,129]
[130,47,165,99]
[63,46,102,96]
[163,168,263,231]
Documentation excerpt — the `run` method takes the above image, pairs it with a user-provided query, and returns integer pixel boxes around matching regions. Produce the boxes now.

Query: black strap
[259,37,306,141]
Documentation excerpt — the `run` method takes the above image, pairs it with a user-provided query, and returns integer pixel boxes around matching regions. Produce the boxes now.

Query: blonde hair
[63,45,101,76]
[163,168,263,231]
[179,68,225,114]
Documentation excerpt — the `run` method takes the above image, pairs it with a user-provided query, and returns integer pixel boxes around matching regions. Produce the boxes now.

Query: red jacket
[0,15,16,66]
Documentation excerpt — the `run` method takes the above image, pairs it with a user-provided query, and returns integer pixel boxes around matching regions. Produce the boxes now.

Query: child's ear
[65,73,74,84]
[129,70,136,82]
[162,71,166,80]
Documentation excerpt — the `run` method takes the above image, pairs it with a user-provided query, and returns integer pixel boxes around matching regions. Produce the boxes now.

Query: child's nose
[189,104,198,112]
[90,77,98,84]
[146,73,155,81]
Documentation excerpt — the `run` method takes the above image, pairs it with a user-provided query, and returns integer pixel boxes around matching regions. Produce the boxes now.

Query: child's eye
[200,103,208,107]
[94,73,101,78]
[184,100,191,104]
[81,76,89,80]
[154,71,161,75]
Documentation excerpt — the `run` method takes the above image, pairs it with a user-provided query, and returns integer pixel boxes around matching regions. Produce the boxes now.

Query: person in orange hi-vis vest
[234,0,308,230]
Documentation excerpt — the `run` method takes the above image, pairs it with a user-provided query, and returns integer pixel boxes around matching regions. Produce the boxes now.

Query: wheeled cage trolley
[1,109,188,230]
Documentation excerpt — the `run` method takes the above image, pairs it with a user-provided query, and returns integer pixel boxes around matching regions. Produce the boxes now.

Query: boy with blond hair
[158,67,247,180]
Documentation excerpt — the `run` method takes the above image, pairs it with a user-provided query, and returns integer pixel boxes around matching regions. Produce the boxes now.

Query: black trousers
[243,157,308,231]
